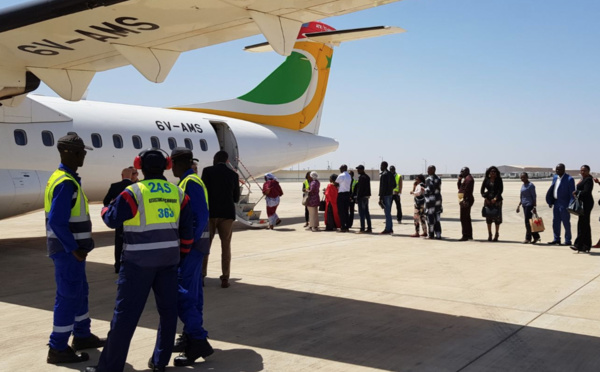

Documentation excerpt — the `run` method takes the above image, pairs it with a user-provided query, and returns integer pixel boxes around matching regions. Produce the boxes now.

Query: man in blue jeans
[355,165,372,233]
[379,161,395,234]
[545,163,575,245]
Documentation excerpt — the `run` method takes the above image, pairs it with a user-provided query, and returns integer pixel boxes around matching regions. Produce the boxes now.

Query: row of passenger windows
[13,129,209,152]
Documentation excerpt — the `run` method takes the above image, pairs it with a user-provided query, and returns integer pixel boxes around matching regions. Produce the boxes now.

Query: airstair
[232,158,269,228]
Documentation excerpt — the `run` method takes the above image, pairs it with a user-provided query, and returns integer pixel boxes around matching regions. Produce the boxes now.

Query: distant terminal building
[497,165,553,179]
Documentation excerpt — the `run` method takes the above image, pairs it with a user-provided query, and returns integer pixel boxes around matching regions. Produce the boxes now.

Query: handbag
[302,192,308,206]
[568,195,584,216]
[318,197,326,212]
[529,212,545,233]
[481,205,499,218]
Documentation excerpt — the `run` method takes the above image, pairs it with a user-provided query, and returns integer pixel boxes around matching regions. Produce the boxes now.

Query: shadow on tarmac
[2,232,600,371]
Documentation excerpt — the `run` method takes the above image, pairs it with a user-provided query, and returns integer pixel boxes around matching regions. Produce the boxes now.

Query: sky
[3,0,600,174]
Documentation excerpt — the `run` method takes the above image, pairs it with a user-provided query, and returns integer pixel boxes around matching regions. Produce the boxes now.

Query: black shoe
[148,357,166,372]
[174,338,214,366]
[547,241,561,245]
[221,278,230,288]
[72,333,106,351]
[85,367,98,372]
[172,333,187,353]
[564,241,572,246]
[47,346,89,364]
[458,237,468,241]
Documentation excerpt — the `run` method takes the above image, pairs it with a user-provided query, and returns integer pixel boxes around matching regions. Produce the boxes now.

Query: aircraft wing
[0,0,403,103]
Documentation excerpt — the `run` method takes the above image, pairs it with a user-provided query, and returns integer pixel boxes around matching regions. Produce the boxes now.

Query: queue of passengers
[301,162,600,254]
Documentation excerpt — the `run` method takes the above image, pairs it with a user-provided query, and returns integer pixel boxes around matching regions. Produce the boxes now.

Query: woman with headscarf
[262,173,283,229]
[306,172,320,232]
[324,173,341,231]
[302,171,311,227]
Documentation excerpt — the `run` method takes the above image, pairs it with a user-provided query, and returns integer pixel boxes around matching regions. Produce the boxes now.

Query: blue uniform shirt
[179,169,209,241]
[47,163,82,255]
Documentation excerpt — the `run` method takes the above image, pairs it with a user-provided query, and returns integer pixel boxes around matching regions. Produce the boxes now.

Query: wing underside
[0,0,403,103]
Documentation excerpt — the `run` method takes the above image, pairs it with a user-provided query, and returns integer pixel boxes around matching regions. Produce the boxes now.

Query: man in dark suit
[545,163,575,245]
[102,167,135,273]
[201,151,240,288]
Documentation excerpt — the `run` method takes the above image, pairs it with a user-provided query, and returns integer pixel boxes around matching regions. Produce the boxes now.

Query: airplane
[0,0,405,223]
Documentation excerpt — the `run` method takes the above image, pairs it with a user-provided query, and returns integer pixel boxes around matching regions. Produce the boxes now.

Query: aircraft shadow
[2,239,600,372]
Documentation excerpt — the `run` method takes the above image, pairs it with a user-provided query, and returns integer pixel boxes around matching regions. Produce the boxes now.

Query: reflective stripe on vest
[123,180,183,252]
[393,173,401,193]
[179,173,209,208]
[44,169,93,254]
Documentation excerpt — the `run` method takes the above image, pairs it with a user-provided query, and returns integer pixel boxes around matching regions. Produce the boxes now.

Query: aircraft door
[209,120,239,169]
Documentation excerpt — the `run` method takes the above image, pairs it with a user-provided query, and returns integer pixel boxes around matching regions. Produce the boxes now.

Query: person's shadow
[182,348,263,371]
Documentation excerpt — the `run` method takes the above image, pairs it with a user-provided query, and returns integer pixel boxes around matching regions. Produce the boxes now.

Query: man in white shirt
[335,165,352,232]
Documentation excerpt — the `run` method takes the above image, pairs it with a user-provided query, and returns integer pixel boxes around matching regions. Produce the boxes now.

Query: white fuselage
[0,95,338,219]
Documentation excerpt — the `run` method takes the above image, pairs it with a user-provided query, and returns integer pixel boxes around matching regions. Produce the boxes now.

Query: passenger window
[168,137,177,150]
[184,138,193,150]
[91,133,102,148]
[41,130,54,147]
[113,134,123,149]
[200,139,208,152]
[151,136,160,149]
[132,135,142,149]
[14,129,27,146]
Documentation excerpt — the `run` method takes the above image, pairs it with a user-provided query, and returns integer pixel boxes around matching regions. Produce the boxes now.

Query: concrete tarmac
[2,179,600,371]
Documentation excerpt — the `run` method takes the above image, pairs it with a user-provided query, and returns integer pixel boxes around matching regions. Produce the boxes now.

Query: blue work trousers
[178,249,208,340]
[96,262,178,372]
[382,195,393,232]
[552,205,572,243]
[357,197,372,231]
[49,252,91,350]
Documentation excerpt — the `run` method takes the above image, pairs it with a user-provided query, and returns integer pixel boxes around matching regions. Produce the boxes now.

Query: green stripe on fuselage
[238,52,312,105]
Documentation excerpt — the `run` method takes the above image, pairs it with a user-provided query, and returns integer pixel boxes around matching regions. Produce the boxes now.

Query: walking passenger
[410,174,428,237]
[546,163,575,245]
[424,165,443,239]
[457,167,474,241]
[379,161,395,234]
[263,173,284,229]
[516,172,540,244]
[355,165,372,233]
[201,151,240,289]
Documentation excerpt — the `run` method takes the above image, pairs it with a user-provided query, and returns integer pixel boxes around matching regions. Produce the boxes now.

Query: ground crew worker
[86,148,193,372]
[390,165,403,223]
[170,147,214,366]
[45,134,105,364]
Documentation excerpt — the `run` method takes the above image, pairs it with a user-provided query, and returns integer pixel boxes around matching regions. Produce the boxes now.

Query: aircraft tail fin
[172,22,404,135]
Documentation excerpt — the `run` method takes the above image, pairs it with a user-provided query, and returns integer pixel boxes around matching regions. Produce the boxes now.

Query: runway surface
[2,179,600,371]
